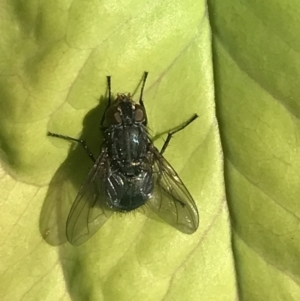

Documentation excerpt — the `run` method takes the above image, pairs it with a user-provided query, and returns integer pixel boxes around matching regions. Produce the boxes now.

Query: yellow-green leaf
[1,1,233,301]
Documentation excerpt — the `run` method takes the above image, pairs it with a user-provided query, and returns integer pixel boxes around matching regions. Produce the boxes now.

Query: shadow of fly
[48,72,199,245]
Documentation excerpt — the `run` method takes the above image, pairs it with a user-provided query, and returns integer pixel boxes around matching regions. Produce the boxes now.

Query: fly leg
[47,132,96,162]
[139,71,148,109]
[139,71,149,126]
[100,75,112,130]
[160,114,198,155]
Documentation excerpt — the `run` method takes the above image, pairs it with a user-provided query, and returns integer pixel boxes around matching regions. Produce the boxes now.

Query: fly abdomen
[105,169,154,211]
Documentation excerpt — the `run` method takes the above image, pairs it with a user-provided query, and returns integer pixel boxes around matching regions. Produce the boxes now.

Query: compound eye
[113,111,122,123]
[134,105,145,122]
[105,107,122,124]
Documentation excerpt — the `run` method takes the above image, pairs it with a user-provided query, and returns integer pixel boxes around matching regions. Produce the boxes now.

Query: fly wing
[39,167,78,246]
[66,149,113,245]
[147,148,199,234]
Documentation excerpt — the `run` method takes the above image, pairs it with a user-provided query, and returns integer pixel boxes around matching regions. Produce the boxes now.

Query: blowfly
[48,72,199,245]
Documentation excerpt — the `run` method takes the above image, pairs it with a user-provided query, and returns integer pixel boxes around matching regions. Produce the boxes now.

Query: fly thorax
[106,124,148,164]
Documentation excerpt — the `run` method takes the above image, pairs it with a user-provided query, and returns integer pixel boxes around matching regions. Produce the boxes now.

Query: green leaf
[0,1,231,301]
[209,0,300,300]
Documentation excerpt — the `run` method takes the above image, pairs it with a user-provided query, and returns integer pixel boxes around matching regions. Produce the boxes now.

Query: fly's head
[103,94,147,127]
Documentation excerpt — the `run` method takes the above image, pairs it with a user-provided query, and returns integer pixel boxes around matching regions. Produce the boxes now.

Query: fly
[48,72,199,245]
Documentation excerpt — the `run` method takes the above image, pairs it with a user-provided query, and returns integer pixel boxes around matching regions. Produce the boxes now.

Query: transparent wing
[66,150,113,245]
[147,148,199,234]
[39,168,77,246]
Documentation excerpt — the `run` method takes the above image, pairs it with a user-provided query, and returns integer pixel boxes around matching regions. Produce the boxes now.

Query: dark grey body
[103,100,154,211]
[48,72,199,246]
